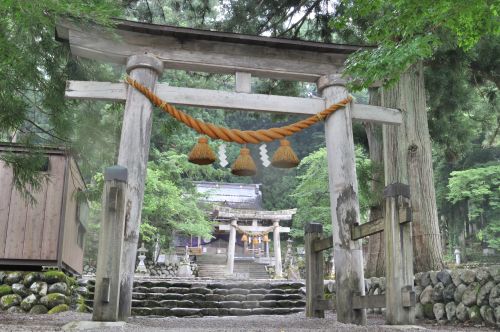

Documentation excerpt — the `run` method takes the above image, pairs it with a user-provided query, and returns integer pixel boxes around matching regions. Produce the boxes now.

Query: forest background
[0,0,498,275]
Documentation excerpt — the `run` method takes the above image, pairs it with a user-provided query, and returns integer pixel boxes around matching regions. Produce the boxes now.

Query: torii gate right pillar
[273,220,283,278]
[318,74,366,325]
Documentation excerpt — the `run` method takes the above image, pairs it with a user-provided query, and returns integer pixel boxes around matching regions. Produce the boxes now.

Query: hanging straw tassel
[231,146,257,176]
[241,234,248,242]
[252,236,259,245]
[271,139,299,168]
[263,234,269,242]
[188,136,216,165]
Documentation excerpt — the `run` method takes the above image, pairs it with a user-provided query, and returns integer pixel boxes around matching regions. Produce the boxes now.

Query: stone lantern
[454,248,461,265]
[135,242,149,275]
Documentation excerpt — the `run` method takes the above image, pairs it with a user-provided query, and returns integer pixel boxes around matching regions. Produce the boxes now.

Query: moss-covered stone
[66,276,76,288]
[76,303,89,313]
[423,303,435,319]
[42,271,67,284]
[4,272,23,285]
[468,305,482,323]
[415,303,424,319]
[0,293,22,310]
[462,282,480,306]
[47,303,69,314]
[0,271,6,284]
[23,272,40,287]
[7,305,24,313]
[29,304,48,314]
[48,282,68,295]
[20,294,38,311]
[40,293,67,309]
[456,302,468,321]
[11,283,31,298]
[480,305,496,326]
[30,281,48,296]
[0,284,12,297]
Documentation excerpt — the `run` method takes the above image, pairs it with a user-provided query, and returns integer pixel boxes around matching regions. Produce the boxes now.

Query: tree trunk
[381,62,444,272]
[364,88,385,277]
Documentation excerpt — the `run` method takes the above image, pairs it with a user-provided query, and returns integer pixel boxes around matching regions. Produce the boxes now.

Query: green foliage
[84,149,225,262]
[481,220,500,251]
[447,164,500,249]
[0,0,121,195]
[141,149,218,246]
[333,0,500,89]
[290,145,373,241]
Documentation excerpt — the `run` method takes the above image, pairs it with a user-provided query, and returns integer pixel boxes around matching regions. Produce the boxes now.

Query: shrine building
[175,182,296,278]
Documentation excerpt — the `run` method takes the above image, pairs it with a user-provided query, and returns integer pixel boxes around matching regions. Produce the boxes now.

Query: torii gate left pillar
[117,54,163,320]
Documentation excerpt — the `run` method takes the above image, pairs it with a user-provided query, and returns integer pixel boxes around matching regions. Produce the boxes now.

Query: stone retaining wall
[83,261,198,278]
[0,271,86,315]
[414,266,500,326]
[324,265,500,327]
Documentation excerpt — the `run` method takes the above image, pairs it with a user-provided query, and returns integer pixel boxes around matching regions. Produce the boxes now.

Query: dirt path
[0,311,495,332]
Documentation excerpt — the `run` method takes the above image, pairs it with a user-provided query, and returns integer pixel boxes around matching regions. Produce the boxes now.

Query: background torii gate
[214,206,297,278]
[56,19,406,324]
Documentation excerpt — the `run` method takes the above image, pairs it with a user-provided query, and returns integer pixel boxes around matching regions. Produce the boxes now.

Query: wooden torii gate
[56,19,411,324]
[214,206,296,278]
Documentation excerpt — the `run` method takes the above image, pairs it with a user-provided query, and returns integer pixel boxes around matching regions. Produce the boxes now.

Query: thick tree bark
[381,62,444,272]
[364,88,385,277]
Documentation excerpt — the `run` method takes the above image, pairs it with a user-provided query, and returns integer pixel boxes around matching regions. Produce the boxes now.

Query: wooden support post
[352,293,386,309]
[117,54,163,321]
[313,237,333,253]
[273,220,282,278]
[227,219,237,275]
[384,182,415,324]
[235,72,251,93]
[318,74,366,325]
[93,166,128,322]
[304,222,325,318]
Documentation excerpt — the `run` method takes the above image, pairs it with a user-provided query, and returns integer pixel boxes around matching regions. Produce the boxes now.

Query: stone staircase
[85,279,305,317]
[196,255,270,279]
[233,261,269,279]
[196,255,227,278]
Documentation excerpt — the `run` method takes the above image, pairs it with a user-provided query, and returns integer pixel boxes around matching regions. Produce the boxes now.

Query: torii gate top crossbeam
[213,206,296,221]
[56,19,372,82]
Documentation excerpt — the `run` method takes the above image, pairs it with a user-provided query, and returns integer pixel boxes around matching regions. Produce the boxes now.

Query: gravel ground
[0,311,496,332]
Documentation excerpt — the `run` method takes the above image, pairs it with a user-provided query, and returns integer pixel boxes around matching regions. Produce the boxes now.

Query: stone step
[197,259,270,279]
[130,292,304,301]
[88,281,304,293]
[131,299,305,308]
[84,279,306,317]
[131,307,304,317]
[130,282,304,290]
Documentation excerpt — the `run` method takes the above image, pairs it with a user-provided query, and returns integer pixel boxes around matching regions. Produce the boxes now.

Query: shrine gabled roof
[195,181,262,210]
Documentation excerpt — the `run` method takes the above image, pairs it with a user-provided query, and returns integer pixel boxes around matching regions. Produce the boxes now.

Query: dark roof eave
[111,18,375,55]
